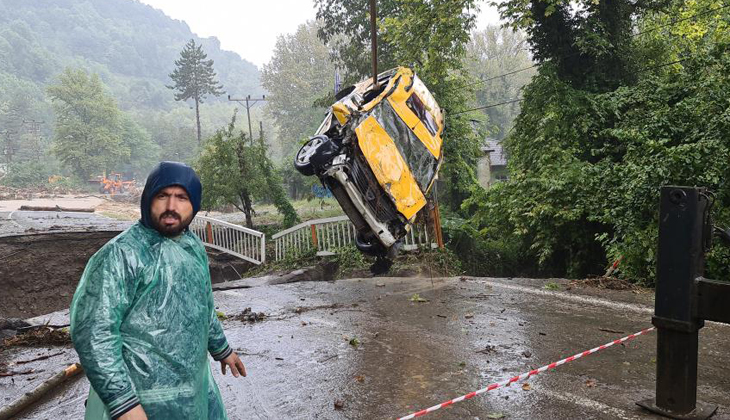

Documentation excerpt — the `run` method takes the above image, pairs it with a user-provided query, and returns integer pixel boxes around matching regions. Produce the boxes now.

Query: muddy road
[2,276,729,419]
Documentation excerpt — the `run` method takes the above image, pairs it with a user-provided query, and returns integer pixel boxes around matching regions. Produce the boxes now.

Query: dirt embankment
[0,232,119,319]
[0,232,253,319]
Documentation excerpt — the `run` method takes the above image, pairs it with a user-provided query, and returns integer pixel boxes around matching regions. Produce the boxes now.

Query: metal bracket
[636,399,717,420]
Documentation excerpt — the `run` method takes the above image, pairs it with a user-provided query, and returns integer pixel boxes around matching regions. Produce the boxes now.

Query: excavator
[92,172,137,195]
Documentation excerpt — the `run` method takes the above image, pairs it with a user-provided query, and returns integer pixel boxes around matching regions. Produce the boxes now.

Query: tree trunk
[195,97,202,145]
[241,192,254,228]
[234,139,254,228]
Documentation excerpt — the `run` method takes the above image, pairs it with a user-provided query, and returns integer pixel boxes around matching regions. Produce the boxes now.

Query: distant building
[477,138,508,188]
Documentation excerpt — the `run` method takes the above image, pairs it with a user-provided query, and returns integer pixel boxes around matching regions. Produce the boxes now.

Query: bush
[1,161,54,187]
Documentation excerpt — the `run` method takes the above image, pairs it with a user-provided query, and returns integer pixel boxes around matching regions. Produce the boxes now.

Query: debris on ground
[571,276,643,291]
[18,205,95,213]
[333,399,345,410]
[234,307,266,323]
[476,345,496,355]
[0,318,32,340]
[1,326,71,348]
[409,293,429,303]
[293,303,363,315]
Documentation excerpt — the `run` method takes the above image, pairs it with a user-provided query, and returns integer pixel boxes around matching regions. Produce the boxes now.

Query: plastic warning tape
[397,326,655,420]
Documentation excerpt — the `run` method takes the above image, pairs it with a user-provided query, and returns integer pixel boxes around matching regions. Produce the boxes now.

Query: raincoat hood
[140,161,202,229]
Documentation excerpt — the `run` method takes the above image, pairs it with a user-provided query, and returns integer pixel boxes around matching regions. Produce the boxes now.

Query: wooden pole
[0,363,84,420]
[369,0,378,89]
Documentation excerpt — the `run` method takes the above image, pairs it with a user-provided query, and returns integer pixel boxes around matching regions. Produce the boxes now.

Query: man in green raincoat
[70,161,245,420]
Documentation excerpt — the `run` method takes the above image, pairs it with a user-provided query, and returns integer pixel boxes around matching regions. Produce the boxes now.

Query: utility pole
[227,94,266,145]
[22,119,44,159]
[369,0,378,89]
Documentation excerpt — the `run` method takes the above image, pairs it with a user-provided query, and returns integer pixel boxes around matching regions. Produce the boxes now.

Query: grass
[226,198,344,227]
[544,281,560,290]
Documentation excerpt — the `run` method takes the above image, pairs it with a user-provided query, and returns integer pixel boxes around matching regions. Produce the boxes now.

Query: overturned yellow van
[294,67,444,258]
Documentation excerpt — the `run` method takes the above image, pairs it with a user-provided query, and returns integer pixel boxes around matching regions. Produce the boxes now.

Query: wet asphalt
[2,275,729,420]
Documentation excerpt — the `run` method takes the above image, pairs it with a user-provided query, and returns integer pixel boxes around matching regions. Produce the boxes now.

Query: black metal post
[637,186,717,419]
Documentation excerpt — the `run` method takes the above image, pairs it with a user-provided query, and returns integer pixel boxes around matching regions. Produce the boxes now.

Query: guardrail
[271,215,436,261]
[190,215,266,265]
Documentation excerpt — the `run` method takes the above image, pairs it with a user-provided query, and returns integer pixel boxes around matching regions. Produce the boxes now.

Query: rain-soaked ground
[2,276,729,419]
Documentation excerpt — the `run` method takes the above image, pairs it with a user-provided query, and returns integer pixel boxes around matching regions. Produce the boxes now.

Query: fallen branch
[15,352,65,365]
[0,369,40,377]
[0,363,83,420]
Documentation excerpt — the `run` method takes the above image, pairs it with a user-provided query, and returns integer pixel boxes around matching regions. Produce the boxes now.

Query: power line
[461,4,729,91]
[453,55,693,115]
[227,94,266,144]
[451,98,523,116]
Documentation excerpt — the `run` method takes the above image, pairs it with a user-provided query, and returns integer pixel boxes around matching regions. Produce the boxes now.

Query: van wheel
[294,136,327,176]
[354,232,386,257]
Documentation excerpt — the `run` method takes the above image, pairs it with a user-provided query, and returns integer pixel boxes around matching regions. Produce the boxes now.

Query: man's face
[150,186,194,237]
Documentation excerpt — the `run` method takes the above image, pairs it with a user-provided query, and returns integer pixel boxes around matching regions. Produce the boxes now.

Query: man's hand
[220,352,246,378]
[118,405,147,420]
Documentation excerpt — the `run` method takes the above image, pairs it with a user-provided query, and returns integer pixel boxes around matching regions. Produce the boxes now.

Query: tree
[168,39,224,145]
[47,68,129,181]
[315,0,482,212]
[261,21,336,158]
[120,114,160,179]
[464,26,536,140]
[196,112,299,228]
[463,0,730,282]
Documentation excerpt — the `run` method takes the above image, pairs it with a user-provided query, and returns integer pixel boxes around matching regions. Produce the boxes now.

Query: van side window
[406,93,439,137]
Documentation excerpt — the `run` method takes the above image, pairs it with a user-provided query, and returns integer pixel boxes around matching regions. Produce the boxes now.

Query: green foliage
[196,113,299,229]
[120,115,160,179]
[261,22,336,158]
[169,39,224,144]
[466,0,730,283]
[314,0,482,212]
[0,161,54,187]
[168,39,223,104]
[544,281,560,290]
[443,214,539,277]
[333,245,368,276]
[0,0,263,180]
[464,26,536,140]
[495,0,666,91]
[255,131,299,228]
[47,68,129,181]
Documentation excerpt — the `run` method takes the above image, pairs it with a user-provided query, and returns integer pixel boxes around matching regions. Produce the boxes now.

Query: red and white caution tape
[397,326,655,420]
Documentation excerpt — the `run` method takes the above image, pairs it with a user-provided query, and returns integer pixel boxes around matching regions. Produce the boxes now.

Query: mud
[0,231,121,319]
[2,276,728,420]
[0,231,253,319]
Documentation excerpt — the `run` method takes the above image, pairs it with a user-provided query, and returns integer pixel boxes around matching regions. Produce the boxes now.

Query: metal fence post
[637,186,717,419]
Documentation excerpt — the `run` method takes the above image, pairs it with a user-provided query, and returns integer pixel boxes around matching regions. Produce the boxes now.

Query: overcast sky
[136,0,501,68]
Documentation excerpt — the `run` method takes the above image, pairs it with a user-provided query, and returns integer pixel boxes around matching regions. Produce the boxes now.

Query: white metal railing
[271,215,436,261]
[189,215,266,265]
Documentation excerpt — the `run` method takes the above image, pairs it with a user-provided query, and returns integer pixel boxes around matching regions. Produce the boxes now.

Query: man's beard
[153,210,193,237]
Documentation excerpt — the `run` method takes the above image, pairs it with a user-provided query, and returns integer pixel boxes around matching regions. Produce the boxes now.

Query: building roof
[481,139,507,166]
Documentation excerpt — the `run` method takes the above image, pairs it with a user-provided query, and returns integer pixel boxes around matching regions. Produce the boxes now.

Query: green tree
[261,21,336,158]
[168,39,224,145]
[47,68,129,181]
[315,0,482,212]
[120,114,160,179]
[197,113,299,228]
[464,25,536,140]
[463,0,730,282]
